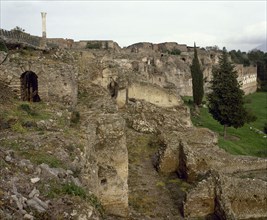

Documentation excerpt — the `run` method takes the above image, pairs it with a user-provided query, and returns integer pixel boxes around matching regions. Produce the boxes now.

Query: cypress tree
[207,48,256,138]
[190,43,204,106]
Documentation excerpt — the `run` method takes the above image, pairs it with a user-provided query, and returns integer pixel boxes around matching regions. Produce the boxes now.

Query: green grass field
[183,92,267,158]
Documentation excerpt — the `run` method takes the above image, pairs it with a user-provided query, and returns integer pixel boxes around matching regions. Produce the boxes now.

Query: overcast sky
[0,0,266,51]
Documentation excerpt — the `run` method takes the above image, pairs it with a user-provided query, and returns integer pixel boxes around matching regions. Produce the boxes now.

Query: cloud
[224,21,267,51]
[1,1,266,51]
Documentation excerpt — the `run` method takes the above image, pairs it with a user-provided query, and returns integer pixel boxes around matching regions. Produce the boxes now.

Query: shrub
[169,48,181,55]
[86,42,102,49]
[0,41,8,52]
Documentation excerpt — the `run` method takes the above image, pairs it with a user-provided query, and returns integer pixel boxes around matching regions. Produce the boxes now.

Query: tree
[248,50,267,89]
[11,26,25,32]
[207,48,256,138]
[190,43,204,106]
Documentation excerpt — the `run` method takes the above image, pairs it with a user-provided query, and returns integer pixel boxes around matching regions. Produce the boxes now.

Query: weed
[156,181,165,187]
[20,150,63,168]
[87,194,104,216]
[70,111,80,125]
[18,103,38,116]
[62,183,86,198]
[44,182,104,216]
[11,121,26,133]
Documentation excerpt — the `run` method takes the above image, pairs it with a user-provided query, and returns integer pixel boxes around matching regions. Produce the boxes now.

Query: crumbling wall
[80,93,128,217]
[0,53,78,106]
[154,126,267,219]
[183,172,267,219]
[117,82,183,108]
[72,40,121,51]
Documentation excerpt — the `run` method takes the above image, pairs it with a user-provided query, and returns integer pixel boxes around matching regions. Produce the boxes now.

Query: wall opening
[107,77,119,98]
[20,71,41,102]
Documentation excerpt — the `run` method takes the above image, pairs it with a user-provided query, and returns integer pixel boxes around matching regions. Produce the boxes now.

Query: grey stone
[26,197,49,213]
[23,214,34,220]
[5,155,12,162]
[29,187,40,198]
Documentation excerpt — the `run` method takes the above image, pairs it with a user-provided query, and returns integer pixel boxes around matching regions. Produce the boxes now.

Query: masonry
[0,28,258,101]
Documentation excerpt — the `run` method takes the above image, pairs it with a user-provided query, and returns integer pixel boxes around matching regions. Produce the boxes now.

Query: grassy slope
[185,92,267,157]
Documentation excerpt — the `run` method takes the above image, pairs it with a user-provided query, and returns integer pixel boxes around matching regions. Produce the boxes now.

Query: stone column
[41,12,47,38]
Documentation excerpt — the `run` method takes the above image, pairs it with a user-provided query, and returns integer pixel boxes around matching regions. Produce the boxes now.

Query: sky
[0,0,266,52]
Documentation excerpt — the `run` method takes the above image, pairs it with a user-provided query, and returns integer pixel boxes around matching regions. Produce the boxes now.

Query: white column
[41,12,47,38]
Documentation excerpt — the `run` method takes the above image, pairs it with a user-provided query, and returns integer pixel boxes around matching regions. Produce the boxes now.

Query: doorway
[20,71,41,102]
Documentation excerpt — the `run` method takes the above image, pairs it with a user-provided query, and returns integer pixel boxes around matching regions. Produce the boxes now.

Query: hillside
[0,42,266,219]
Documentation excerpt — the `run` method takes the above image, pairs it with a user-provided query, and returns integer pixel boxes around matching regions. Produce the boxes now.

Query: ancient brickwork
[0,28,41,48]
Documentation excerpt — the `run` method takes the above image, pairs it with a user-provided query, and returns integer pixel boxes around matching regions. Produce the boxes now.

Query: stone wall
[235,64,257,94]
[116,82,183,108]
[155,127,267,218]
[0,28,75,50]
[83,114,128,217]
[183,171,267,219]
[126,42,188,54]
[46,38,74,49]
[0,28,41,48]
[0,52,78,106]
[72,40,121,51]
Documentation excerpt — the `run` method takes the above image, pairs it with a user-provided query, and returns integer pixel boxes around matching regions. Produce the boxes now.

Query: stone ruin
[155,128,267,219]
[0,27,265,219]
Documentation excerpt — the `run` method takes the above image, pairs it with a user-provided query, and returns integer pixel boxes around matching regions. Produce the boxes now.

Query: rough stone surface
[76,82,126,217]
[184,171,267,219]
[155,132,180,173]
[0,33,263,219]
[83,113,128,217]
[183,173,215,218]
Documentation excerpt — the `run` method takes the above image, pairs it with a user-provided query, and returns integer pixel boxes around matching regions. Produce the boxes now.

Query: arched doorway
[20,71,41,102]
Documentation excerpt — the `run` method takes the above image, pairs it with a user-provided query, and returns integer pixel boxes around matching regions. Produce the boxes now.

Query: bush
[86,42,102,49]
[0,41,8,52]
[169,48,181,55]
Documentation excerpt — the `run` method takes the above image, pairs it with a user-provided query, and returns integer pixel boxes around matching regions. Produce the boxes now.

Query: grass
[42,181,104,216]
[183,92,267,157]
[127,132,160,165]
[1,101,52,132]
[1,139,64,168]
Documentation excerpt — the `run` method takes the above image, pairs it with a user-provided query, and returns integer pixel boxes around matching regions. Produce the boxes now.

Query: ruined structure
[0,25,265,219]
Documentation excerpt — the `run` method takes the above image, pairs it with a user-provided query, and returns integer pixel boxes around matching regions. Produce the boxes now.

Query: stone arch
[20,71,41,102]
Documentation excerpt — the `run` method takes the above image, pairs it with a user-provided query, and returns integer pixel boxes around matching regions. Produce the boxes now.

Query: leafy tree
[248,50,267,89]
[229,50,250,67]
[190,43,204,106]
[207,48,256,138]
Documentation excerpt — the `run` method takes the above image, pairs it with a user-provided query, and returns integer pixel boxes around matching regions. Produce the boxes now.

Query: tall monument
[41,12,47,38]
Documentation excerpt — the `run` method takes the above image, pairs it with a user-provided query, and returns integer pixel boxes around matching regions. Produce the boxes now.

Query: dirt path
[126,129,190,220]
